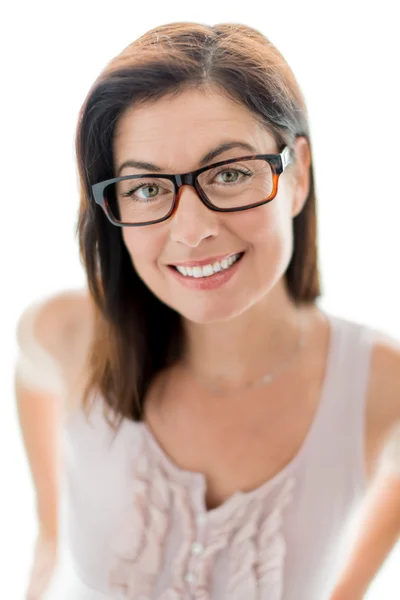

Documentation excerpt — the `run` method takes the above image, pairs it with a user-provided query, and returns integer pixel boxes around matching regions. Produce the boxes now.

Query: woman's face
[112,86,310,324]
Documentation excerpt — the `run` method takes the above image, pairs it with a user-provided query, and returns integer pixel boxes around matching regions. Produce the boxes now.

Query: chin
[176,298,253,325]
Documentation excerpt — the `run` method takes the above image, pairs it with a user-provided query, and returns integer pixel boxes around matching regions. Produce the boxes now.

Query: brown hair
[75,21,321,429]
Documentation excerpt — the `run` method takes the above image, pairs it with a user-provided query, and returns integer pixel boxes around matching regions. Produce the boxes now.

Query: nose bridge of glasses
[174,172,202,205]
[171,172,217,223]
[175,172,194,187]
[169,177,219,242]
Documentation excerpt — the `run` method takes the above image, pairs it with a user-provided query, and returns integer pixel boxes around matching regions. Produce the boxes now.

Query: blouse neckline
[135,310,338,517]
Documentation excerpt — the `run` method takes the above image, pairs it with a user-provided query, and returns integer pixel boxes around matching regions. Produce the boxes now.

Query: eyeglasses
[92,146,293,227]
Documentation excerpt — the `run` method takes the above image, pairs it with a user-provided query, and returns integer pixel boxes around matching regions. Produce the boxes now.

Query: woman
[15,21,400,600]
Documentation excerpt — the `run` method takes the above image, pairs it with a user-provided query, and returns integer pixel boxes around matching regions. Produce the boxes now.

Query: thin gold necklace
[185,311,307,395]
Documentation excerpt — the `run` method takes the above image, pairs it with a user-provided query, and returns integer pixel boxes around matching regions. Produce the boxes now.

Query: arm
[331,466,400,599]
[16,381,62,540]
[16,380,62,600]
[15,299,66,539]
[14,291,89,598]
[331,330,400,600]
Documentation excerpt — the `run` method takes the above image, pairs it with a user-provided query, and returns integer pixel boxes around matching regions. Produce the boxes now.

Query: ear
[290,136,312,218]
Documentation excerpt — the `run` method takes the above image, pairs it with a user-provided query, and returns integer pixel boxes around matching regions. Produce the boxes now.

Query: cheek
[122,228,166,271]
[229,201,292,247]
[232,203,294,282]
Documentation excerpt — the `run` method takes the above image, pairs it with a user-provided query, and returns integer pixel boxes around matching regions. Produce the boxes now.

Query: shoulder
[36,288,93,357]
[16,288,94,397]
[365,326,400,468]
[367,328,400,422]
[17,288,92,353]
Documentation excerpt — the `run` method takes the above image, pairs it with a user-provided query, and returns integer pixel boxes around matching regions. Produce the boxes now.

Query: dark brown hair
[75,21,321,429]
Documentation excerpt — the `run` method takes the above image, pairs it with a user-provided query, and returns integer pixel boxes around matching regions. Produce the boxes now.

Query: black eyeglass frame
[92,145,293,227]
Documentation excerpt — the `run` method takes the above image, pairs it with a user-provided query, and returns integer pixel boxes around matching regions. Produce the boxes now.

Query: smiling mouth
[169,252,245,278]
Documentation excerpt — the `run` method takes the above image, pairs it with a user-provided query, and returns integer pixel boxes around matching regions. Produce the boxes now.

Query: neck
[181,279,311,390]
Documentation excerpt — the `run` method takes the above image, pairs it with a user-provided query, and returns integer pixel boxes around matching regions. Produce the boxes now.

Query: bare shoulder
[366,327,400,470]
[16,287,95,397]
[33,288,94,360]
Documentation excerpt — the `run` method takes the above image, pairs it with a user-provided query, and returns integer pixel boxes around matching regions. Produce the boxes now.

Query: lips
[167,250,244,290]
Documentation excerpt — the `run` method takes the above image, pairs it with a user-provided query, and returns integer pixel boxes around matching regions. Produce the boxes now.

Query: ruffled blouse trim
[108,427,295,599]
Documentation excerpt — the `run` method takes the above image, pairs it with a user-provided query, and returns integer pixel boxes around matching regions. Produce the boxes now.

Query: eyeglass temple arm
[281,146,293,170]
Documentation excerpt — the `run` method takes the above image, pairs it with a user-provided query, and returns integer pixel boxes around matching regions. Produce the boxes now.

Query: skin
[110,86,337,510]
[111,85,400,597]
[111,85,341,512]
[17,85,400,598]
[112,85,312,386]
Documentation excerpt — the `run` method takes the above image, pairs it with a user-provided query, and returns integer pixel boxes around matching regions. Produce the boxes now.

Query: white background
[1,0,399,598]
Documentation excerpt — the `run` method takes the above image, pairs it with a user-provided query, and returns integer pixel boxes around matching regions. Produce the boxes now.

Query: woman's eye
[140,185,159,198]
[122,184,160,199]
[218,170,240,183]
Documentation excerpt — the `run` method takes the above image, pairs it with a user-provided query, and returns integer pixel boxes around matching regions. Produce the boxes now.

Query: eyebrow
[116,140,258,176]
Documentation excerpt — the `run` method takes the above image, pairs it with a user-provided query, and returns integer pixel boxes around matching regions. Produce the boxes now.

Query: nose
[169,184,220,247]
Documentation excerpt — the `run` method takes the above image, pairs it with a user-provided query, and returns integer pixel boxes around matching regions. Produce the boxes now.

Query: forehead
[112,87,276,171]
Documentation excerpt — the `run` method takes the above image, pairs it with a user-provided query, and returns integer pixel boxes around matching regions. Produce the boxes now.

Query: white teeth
[212,261,221,272]
[192,266,203,278]
[175,253,242,278]
[202,264,214,277]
